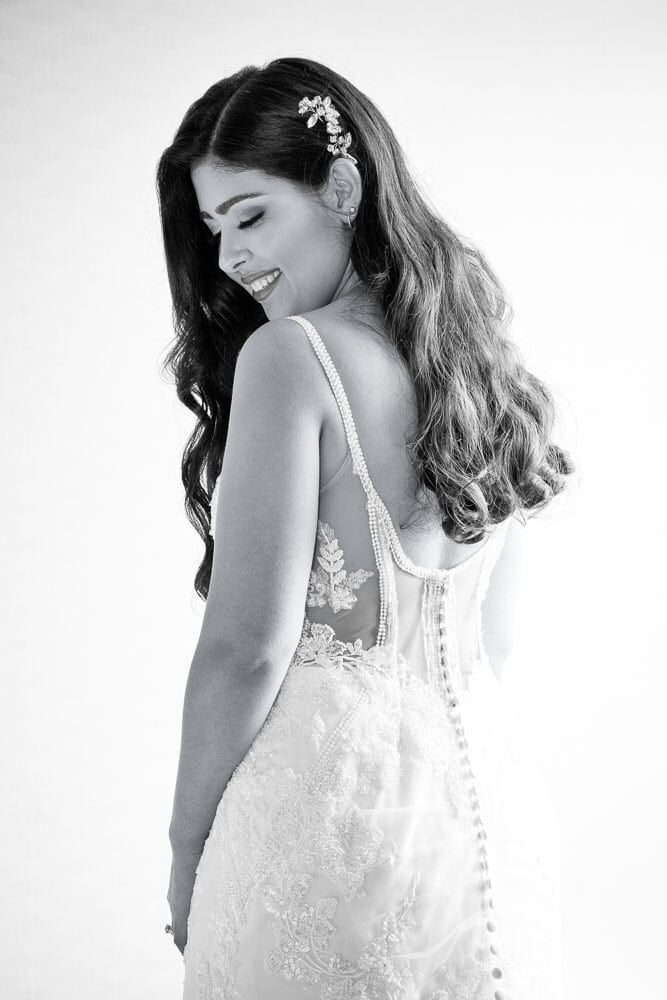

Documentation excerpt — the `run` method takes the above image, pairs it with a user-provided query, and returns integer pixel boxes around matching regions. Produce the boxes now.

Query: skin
[190,155,377,318]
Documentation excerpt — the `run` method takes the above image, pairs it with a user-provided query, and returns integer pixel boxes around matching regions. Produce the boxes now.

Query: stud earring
[346,206,357,228]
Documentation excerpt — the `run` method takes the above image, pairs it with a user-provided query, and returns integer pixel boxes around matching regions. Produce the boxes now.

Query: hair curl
[156,56,575,601]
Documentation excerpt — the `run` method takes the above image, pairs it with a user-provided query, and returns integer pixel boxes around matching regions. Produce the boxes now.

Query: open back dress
[181,314,563,999]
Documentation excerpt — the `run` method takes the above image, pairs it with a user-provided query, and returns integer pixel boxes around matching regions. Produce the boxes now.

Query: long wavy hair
[156,56,575,601]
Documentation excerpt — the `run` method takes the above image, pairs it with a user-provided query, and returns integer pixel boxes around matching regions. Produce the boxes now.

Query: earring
[346,205,357,228]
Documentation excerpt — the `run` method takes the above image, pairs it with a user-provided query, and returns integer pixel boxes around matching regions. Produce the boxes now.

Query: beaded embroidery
[306,519,374,612]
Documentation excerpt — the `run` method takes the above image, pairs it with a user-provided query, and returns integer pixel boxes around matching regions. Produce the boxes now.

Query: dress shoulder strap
[287,313,510,588]
[286,314,379,506]
[288,313,398,648]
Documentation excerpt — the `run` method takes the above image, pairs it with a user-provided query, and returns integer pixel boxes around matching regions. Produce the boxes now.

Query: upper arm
[481,516,528,673]
[197,318,323,668]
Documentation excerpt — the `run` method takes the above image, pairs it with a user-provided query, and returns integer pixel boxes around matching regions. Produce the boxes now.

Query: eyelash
[238,211,264,230]
[206,211,264,243]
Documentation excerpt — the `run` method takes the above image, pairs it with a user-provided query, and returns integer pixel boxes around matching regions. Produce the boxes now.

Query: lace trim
[295,618,405,684]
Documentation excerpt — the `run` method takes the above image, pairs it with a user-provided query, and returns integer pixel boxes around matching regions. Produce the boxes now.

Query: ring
[165,923,174,935]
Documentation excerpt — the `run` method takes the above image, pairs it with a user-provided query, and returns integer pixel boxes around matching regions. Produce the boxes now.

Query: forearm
[168,642,286,858]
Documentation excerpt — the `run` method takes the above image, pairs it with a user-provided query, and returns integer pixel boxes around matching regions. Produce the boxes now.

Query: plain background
[1,0,665,997]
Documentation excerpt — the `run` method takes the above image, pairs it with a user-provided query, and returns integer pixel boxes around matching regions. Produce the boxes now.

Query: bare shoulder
[297,302,396,356]
[235,306,397,431]
[292,303,419,493]
[240,309,380,373]
[235,316,329,422]
[239,316,317,369]
[240,306,403,432]
[294,303,410,397]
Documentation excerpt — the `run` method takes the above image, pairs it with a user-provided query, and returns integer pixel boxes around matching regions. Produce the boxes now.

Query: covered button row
[485,918,505,998]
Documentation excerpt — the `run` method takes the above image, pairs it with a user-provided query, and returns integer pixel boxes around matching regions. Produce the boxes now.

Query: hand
[167,851,201,956]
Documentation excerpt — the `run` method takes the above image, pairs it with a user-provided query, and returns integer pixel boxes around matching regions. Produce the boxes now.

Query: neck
[331,258,363,300]
[331,261,381,318]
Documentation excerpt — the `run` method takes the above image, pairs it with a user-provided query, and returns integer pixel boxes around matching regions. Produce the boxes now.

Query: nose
[218,233,247,277]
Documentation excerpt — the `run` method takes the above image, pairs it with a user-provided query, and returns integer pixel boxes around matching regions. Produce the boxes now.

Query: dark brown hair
[156,56,575,600]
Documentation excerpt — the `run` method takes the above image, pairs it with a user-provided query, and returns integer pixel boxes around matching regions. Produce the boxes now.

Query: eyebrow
[198,192,265,220]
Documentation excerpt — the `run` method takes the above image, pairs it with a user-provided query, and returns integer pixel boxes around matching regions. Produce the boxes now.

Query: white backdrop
[1,1,665,997]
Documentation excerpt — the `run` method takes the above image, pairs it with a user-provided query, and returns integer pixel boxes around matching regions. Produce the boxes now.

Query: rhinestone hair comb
[298,94,358,164]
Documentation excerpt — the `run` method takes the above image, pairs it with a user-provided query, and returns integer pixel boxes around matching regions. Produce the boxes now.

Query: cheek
[292,205,330,253]
[278,207,336,280]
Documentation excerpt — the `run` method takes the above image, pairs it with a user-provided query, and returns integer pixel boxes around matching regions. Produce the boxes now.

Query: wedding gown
[181,314,563,999]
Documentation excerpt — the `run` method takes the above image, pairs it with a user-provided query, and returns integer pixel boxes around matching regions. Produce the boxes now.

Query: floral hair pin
[297,94,358,164]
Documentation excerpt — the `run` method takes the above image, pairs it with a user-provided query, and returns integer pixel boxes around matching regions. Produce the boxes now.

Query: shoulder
[233,316,327,421]
[238,316,312,368]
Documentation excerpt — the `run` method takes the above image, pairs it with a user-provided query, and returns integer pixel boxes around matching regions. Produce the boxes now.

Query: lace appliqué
[185,627,424,998]
[295,619,466,817]
[185,612,561,1000]
[194,953,227,999]
[262,869,422,998]
[295,619,398,679]
[424,951,491,999]
[307,520,374,612]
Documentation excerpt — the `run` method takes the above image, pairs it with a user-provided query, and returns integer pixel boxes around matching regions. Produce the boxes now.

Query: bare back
[304,302,490,571]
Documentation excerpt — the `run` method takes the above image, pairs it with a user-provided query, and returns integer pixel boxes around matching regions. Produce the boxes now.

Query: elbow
[193,632,290,678]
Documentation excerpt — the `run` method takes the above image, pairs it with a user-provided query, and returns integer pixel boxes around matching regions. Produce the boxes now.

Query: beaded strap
[286,314,405,547]
[286,314,504,584]
[286,315,375,493]
[287,314,396,644]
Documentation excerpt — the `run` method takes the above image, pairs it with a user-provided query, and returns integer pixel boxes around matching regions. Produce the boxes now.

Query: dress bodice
[209,312,511,694]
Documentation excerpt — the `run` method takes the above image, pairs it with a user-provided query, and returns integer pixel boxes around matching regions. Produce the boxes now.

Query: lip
[248,270,282,301]
[240,269,281,285]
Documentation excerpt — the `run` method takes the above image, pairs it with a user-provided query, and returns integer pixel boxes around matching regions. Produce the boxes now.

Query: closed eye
[237,211,264,230]
[203,211,264,245]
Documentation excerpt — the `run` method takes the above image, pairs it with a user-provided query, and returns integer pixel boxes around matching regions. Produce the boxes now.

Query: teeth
[251,269,281,292]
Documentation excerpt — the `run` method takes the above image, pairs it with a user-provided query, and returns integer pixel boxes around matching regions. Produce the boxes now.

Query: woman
[157,56,574,999]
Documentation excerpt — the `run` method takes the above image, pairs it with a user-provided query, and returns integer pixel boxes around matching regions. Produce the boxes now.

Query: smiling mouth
[250,269,282,300]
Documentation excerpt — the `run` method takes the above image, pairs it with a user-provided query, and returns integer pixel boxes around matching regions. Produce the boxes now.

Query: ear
[323,157,363,218]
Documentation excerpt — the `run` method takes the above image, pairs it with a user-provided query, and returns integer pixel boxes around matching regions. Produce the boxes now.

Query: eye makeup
[237,211,264,230]
[203,210,264,244]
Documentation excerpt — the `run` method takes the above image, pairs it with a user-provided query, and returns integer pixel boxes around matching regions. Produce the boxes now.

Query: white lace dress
[181,314,564,999]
